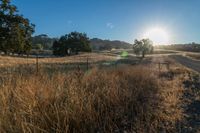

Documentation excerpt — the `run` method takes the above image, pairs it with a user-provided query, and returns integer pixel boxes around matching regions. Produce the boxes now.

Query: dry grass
[186,53,200,60]
[0,62,186,132]
[0,53,116,68]
[152,49,178,55]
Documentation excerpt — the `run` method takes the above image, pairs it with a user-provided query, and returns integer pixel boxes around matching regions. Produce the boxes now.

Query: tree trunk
[142,51,145,58]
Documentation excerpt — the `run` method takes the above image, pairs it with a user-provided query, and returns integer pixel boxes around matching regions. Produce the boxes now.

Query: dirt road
[169,55,200,73]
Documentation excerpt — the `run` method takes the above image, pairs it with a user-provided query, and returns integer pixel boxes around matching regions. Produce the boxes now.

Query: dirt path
[169,55,200,73]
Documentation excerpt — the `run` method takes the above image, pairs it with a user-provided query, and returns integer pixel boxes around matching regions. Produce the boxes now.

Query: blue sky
[13,0,200,43]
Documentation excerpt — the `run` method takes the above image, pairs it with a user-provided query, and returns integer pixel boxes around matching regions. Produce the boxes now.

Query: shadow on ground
[182,74,200,132]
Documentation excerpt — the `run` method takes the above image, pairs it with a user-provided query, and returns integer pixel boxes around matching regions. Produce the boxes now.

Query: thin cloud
[67,20,75,28]
[106,22,114,29]
[67,20,72,25]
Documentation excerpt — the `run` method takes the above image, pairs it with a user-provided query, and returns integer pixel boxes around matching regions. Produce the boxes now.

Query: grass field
[0,52,199,132]
[0,53,115,67]
[185,53,200,60]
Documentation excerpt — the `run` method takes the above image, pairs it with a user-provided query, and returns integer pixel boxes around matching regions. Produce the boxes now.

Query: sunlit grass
[0,60,186,132]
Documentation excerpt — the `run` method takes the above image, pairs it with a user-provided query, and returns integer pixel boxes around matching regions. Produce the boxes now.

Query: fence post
[167,63,170,70]
[158,62,161,74]
[36,54,39,74]
[86,57,89,71]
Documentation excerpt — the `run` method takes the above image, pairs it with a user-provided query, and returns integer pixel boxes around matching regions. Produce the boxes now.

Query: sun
[142,27,169,45]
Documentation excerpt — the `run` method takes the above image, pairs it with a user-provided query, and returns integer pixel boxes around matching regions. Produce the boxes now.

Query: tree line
[31,34,57,50]
[156,42,200,52]
[0,0,35,55]
[0,0,153,57]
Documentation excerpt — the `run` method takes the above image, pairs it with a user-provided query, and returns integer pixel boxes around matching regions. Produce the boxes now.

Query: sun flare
[143,27,169,45]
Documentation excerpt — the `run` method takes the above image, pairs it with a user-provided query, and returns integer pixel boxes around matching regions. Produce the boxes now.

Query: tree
[0,0,35,55]
[52,41,62,56]
[31,34,57,50]
[67,32,91,54]
[33,44,43,50]
[52,32,92,56]
[133,39,154,58]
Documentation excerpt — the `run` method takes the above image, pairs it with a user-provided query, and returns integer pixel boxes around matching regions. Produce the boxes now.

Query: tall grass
[0,66,183,132]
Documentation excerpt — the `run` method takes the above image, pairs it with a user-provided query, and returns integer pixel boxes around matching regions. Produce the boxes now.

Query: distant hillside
[31,36,132,51]
[90,38,132,51]
[31,34,57,50]
[156,43,200,52]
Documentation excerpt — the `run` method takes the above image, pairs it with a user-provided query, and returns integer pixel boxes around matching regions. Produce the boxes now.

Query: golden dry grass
[0,53,116,68]
[0,59,187,133]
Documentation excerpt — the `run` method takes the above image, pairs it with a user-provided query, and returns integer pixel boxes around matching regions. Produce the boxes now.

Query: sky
[12,0,200,44]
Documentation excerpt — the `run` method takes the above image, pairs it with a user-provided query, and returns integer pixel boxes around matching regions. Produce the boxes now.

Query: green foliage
[53,32,91,56]
[31,34,57,50]
[52,40,62,56]
[133,39,154,58]
[32,44,43,50]
[0,0,35,54]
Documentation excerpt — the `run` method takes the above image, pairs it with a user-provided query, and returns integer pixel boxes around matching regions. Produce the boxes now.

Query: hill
[156,43,200,52]
[90,38,132,51]
[31,34,57,50]
[31,36,132,51]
